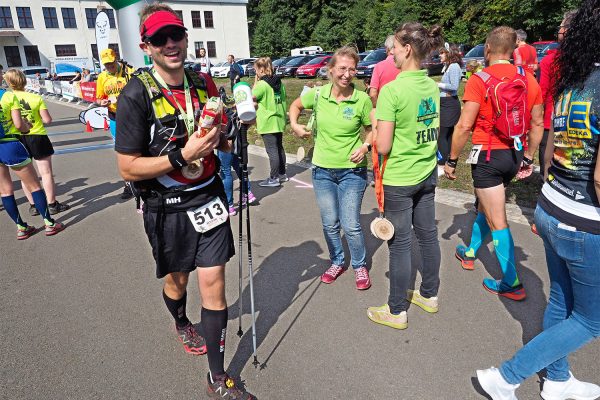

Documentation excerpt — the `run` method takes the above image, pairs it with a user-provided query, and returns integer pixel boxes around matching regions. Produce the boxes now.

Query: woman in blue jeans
[366,22,444,330]
[289,46,374,290]
[477,3,600,399]
[217,150,255,216]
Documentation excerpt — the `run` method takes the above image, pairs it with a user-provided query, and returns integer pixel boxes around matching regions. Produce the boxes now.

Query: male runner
[444,26,544,300]
[114,4,256,399]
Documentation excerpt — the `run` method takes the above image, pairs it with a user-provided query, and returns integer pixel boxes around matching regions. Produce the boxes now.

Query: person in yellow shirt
[3,69,70,216]
[95,48,135,199]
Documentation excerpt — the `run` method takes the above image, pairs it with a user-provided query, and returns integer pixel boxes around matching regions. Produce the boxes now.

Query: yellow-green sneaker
[407,289,438,313]
[367,304,407,330]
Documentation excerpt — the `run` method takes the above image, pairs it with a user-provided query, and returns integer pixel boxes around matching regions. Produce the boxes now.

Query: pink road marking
[290,177,313,189]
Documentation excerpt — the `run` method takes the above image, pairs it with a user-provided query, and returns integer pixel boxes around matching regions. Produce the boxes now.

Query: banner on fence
[45,80,55,94]
[26,78,42,93]
[80,82,97,103]
[60,81,78,101]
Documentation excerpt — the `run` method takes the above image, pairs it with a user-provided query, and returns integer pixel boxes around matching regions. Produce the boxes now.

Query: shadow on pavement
[226,240,326,375]
[443,207,547,347]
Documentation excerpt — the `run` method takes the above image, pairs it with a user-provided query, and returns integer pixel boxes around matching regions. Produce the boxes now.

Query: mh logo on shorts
[417,97,438,127]
[165,197,181,205]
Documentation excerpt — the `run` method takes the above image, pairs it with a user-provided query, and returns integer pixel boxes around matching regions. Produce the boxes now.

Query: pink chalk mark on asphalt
[290,177,313,189]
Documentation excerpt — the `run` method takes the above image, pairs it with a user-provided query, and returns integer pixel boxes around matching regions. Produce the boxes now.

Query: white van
[290,46,323,56]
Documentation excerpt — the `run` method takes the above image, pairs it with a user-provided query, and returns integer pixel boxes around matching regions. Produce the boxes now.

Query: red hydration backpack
[475,66,530,161]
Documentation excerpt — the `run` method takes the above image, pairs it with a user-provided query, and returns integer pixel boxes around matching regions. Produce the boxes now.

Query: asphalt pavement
[1,99,598,400]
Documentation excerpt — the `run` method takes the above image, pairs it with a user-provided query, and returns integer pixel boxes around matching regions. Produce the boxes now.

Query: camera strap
[151,69,195,137]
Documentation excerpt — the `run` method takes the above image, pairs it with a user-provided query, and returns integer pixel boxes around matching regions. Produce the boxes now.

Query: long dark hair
[553,0,600,101]
[440,47,463,68]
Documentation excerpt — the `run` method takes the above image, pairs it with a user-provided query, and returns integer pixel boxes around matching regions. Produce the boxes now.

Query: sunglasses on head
[145,28,186,47]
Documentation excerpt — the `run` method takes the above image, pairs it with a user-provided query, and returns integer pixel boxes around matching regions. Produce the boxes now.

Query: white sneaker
[541,372,600,400]
[477,367,520,400]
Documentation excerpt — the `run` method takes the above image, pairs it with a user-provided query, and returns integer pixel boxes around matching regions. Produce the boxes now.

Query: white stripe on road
[54,143,114,155]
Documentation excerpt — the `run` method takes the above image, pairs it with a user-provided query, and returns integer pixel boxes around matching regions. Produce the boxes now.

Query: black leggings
[262,132,286,179]
[437,125,454,164]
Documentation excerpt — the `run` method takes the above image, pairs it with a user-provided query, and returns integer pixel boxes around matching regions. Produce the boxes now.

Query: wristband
[365,143,372,152]
[522,156,533,166]
[168,149,188,169]
[446,158,458,168]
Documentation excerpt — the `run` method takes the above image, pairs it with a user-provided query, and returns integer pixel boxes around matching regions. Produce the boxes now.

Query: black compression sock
[162,290,191,329]
[201,307,228,377]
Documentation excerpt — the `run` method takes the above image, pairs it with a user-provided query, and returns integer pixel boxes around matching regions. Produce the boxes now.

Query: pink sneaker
[242,191,257,205]
[321,264,346,284]
[354,266,371,290]
[228,205,237,216]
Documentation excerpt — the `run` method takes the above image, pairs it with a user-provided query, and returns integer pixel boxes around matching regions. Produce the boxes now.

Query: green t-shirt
[252,79,287,134]
[12,91,48,135]
[0,90,20,141]
[375,70,440,186]
[301,83,372,168]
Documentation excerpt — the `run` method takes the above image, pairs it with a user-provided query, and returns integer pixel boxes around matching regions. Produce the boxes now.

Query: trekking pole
[239,123,259,367]
[236,127,244,338]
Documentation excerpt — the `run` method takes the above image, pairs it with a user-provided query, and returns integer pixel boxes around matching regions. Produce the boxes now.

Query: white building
[0,0,250,70]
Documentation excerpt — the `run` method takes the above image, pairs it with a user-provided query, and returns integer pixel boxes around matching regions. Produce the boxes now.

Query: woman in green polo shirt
[289,46,374,290]
[367,23,444,330]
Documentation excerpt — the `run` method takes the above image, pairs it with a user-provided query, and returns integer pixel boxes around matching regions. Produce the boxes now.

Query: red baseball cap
[140,10,186,39]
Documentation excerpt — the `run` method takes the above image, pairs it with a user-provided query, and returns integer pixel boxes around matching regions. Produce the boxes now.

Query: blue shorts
[0,140,32,168]
[109,118,116,141]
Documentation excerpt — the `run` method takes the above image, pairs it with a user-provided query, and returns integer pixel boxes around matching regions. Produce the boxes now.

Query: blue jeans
[218,150,251,207]
[384,169,440,314]
[500,205,600,384]
[312,166,367,269]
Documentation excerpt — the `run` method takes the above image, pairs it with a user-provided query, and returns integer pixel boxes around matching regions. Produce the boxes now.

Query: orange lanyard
[372,141,388,215]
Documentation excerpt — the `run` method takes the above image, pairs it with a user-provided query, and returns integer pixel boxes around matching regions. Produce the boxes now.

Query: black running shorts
[19,135,55,160]
[143,184,235,279]
[471,148,524,189]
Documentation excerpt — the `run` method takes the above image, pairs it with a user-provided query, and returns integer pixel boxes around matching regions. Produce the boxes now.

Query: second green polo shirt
[301,83,372,168]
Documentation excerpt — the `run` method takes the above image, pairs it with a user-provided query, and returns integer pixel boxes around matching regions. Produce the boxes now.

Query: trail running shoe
[455,244,476,270]
[258,178,280,188]
[48,201,70,214]
[17,225,35,240]
[206,373,257,400]
[176,323,207,355]
[45,222,65,236]
[321,264,346,284]
[407,289,438,313]
[29,204,39,216]
[228,205,237,216]
[482,279,527,301]
[120,184,134,200]
[242,191,257,205]
[367,304,408,330]
[278,174,289,183]
[354,266,371,290]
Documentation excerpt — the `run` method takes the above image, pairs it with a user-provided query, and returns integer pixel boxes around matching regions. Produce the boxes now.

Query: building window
[191,11,202,28]
[207,41,217,58]
[0,7,13,29]
[204,11,214,28]
[194,42,205,58]
[55,44,77,57]
[85,8,97,28]
[91,44,99,61]
[24,45,41,66]
[16,7,33,28]
[4,46,22,67]
[43,7,59,28]
[173,10,183,21]
[61,8,77,28]
[105,9,116,28]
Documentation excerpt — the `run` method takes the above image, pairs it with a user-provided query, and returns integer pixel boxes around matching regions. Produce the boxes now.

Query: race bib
[466,145,482,164]
[186,197,228,233]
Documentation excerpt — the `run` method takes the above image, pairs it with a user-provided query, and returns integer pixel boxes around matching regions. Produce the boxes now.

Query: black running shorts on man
[19,135,54,160]
[471,148,524,189]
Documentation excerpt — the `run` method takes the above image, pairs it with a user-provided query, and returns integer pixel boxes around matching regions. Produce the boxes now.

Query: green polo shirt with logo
[375,70,439,186]
[301,83,372,168]
[252,80,287,134]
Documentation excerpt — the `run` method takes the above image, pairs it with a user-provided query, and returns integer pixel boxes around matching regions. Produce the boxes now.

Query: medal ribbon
[372,141,388,216]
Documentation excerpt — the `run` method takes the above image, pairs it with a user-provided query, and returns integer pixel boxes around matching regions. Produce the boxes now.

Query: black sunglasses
[146,28,186,47]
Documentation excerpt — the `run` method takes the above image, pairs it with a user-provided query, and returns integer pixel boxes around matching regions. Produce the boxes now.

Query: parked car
[358,51,371,61]
[296,56,332,78]
[533,40,559,63]
[276,55,314,77]
[21,67,50,79]
[461,44,485,75]
[421,50,444,76]
[236,58,257,75]
[211,62,230,78]
[318,66,329,79]
[356,48,387,79]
